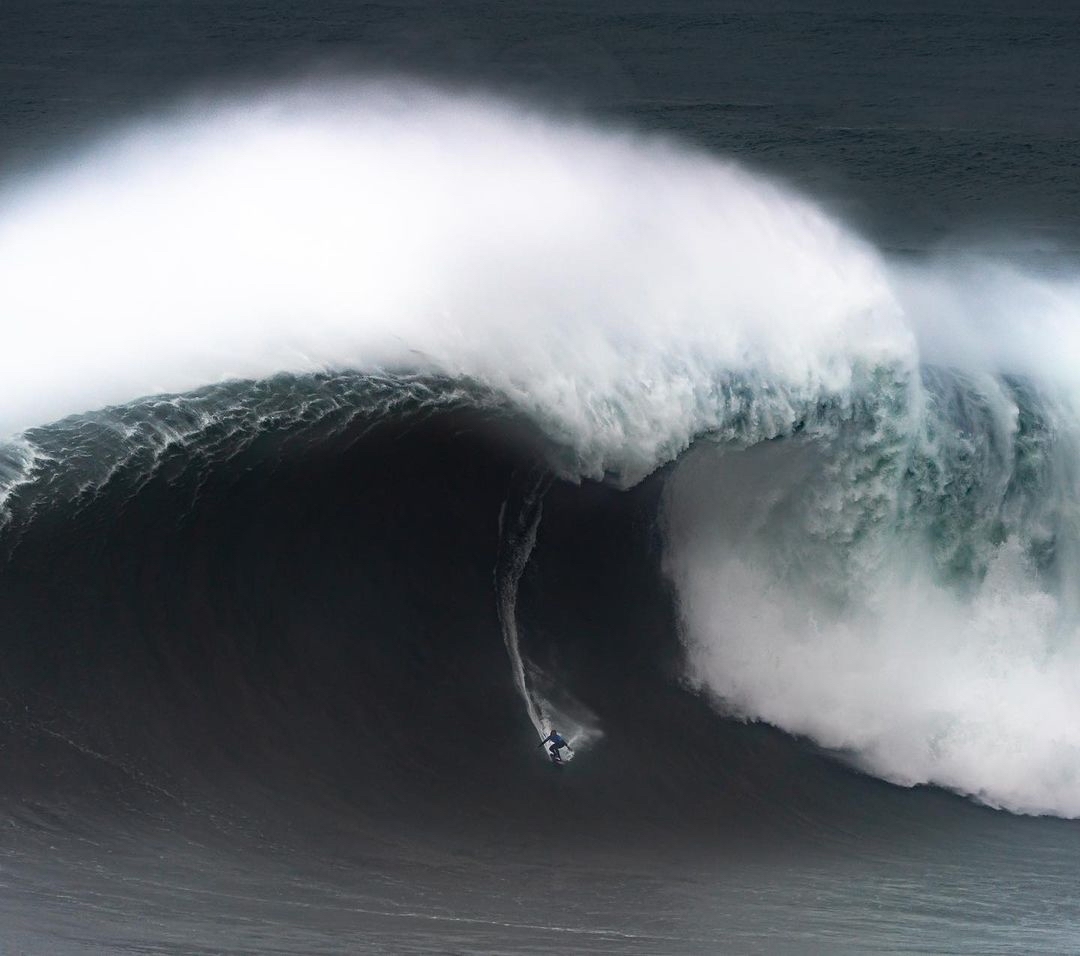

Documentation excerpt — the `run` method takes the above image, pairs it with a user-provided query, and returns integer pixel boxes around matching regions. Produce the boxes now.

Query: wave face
[3,83,1080,822]
[0,375,746,843]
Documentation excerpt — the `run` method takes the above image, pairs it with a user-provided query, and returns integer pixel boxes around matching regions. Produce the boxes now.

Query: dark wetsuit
[541,732,568,762]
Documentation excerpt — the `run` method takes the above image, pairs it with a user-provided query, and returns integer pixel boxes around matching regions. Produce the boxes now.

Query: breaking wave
[2,81,1080,816]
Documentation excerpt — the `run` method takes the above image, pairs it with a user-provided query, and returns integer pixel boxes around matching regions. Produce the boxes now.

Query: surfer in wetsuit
[539,729,568,763]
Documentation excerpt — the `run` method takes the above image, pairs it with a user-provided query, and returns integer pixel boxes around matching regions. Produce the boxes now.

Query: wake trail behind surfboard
[495,472,601,758]
[495,469,551,737]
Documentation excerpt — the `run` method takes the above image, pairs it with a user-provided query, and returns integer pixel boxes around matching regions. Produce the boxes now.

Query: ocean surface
[2,2,1080,952]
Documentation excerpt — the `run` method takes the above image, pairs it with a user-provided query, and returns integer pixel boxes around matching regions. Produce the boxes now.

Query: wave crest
[0,81,910,482]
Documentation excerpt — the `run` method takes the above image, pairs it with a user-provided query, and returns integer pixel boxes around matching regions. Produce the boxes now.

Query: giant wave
[2,81,1080,816]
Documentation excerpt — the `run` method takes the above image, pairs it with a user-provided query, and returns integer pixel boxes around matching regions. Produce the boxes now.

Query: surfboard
[548,746,574,766]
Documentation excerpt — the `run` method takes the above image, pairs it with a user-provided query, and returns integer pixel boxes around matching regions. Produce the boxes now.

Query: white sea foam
[662,361,1080,816]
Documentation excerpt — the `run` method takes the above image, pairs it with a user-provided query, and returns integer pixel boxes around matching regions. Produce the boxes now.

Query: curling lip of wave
[0,81,911,482]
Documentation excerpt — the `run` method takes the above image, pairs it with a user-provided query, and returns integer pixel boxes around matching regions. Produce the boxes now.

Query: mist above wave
[0,81,909,482]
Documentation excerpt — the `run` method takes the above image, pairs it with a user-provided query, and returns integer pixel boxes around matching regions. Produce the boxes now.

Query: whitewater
[2,81,1080,816]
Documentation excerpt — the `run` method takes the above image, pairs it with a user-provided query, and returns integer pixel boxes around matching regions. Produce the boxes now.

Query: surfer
[539,729,569,763]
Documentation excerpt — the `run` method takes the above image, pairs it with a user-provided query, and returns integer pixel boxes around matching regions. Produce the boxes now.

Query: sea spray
[0,82,909,481]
